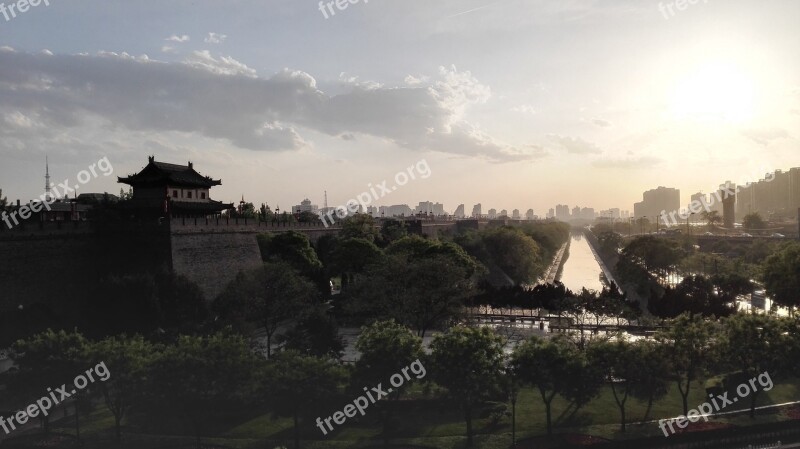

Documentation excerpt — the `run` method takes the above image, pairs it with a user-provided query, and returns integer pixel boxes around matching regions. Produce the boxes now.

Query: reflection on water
[559,232,604,293]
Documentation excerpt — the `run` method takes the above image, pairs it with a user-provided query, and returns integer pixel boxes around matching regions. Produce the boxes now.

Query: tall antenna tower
[324,190,328,210]
[45,156,52,199]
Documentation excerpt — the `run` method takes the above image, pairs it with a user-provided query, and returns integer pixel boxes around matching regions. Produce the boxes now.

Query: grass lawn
[37,377,799,449]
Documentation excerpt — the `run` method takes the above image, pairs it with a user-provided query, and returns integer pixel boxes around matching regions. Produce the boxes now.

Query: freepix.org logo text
[1,0,51,23]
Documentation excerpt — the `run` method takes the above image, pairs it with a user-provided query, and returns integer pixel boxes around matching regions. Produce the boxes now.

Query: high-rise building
[379,205,413,217]
[634,186,680,220]
[499,209,508,217]
[548,208,555,219]
[415,201,445,216]
[736,167,800,221]
[720,182,736,229]
[471,203,482,218]
[580,207,595,220]
[525,209,535,220]
[454,204,465,218]
[488,208,497,219]
[555,204,570,220]
[512,209,521,219]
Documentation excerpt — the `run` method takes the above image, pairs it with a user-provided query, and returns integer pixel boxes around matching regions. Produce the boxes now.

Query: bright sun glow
[669,62,757,124]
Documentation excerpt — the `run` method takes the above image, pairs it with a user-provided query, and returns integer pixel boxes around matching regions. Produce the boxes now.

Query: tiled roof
[119,158,222,188]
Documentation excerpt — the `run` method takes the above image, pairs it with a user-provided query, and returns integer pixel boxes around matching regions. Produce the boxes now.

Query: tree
[587,338,643,432]
[455,227,544,286]
[0,188,7,209]
[620,236,684,273]
[213,262,318,357]
[656,314,718,415]
[511,335,599,435]
[257,231,323,277]
[88,335,157,441]
[763,242,800,313]
[429,326,506,447]
[279,305,344,358]
[329,238,384,291]
[340,213,379,242]
[387,235,481,276]
[154,272,209,335]
[629,340,670,422]
[596,230,624,258]
[118,187,133,200]
[743,212,766,231]
[700,210,721,229]
[235,201,257,218]
[353,320,423,445]
[712,273,753,305]
[350,254,475,337]
[296,210,321,223]
[264,351,346,449]
[721,314,790,418]
[147,334,259,449]
[379,219,408,245]
[10,330,89,435]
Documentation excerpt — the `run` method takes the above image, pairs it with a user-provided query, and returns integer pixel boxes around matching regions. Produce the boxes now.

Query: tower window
[187,191,193,199]
[201,192,206,199]
[172,190,178,198]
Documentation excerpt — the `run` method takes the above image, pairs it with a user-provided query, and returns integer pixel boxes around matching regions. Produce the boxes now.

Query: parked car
[771,233,786,238]
[741,233,753,237]
[704,232,715,236]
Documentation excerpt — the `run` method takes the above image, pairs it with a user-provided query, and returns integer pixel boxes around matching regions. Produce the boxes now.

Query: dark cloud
[0,50,535,162]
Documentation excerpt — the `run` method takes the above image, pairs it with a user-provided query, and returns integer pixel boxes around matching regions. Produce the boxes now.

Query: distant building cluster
[737,168,800,221]
[547,204,597,222]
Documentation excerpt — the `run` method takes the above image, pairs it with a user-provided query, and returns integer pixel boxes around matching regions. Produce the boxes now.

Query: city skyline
[7,158,798,223]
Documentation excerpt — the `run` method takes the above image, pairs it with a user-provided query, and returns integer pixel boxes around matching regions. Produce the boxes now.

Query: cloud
[0,51,531,162]
[185,51,257,77]
[592,155,662,169]
[165,34,190,43]
[161,46,178,54]
[204,33,227,44]
[546,134,602,154]
[338,72,383,90]
[741,128,790,146]
[511,104,536,115]
[404,75,428,86]
[590,118,611,128]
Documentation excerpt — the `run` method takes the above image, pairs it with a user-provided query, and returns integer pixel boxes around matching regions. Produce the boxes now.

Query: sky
[0,0,798,215]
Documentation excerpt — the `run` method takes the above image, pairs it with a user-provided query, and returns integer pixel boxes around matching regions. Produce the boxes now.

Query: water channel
[558,232,606,292]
